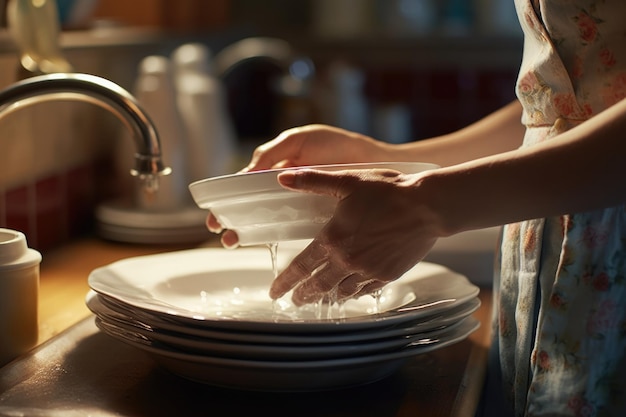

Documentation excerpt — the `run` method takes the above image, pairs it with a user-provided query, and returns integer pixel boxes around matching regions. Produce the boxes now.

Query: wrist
[410,168,471,238]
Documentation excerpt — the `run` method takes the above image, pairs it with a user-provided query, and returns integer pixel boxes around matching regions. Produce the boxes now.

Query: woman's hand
[207,124,392,248]
[269,167,442,306]
[243,124,390,171]
[205,213,238,248]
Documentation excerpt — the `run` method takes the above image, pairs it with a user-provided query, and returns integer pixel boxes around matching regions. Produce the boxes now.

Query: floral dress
[485,1,626,416]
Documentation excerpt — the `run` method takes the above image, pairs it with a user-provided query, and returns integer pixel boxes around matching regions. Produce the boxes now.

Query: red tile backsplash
[1,161,101,252]
[66,164,97,238]
[5,185,32,244]
[363,67,517,140]
[35,174,66,251]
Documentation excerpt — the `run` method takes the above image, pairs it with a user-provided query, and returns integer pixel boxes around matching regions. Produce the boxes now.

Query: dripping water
[371,288,383,314]
[267,242,279,278]
[268,242,280,319]
[267,241,383,321]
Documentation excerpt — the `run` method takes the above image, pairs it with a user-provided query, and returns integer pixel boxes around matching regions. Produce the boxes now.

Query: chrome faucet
[0,72,171,193]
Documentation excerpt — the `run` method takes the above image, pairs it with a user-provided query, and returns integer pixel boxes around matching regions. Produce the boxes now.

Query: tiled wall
[0,104,114,251]
[364,67,518,139]
[0,41,163,251]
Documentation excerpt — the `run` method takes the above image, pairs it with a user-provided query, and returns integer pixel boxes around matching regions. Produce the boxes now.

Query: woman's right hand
[207,124,392,247]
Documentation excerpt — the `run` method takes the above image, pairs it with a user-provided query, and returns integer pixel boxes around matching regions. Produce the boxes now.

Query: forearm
[421,98,626,236]
[384,100,525,167]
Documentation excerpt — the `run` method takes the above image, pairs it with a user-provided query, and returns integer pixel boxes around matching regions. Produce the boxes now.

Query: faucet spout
[0,72,171,192]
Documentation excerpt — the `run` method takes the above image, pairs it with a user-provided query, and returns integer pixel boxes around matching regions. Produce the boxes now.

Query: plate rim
[95,315,480,369]
[88,247,479,333]
[87,290,481,345]
[188,162,440,207]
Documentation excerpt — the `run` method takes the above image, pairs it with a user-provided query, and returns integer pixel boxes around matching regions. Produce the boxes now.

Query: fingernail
[277,171,296,187]
[208,224,223,233]
[269,285,284,300]
[220,229,240,248]
[224,240,238,249]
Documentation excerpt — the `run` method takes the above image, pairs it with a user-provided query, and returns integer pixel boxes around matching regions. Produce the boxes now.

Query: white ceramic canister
[131,55,191,211]
[171,43,237,181]
[0,228,41,367]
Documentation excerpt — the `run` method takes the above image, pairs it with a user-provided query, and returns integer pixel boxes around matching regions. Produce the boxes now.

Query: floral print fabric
[494,1,626,416]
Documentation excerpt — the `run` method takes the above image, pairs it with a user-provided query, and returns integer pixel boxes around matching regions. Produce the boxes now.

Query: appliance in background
[214,37,315,148]
[171,42,237,182]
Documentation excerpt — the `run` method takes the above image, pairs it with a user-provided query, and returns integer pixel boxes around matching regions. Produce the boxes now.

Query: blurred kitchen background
[0,0,522,253]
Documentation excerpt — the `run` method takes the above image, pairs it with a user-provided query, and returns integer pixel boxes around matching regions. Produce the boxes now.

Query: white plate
[87,290,480,345]
[188,162,439,246]
[90,295,477,360]
[88,247,479,333]
[95,313,470,360]
[95,316,479,391]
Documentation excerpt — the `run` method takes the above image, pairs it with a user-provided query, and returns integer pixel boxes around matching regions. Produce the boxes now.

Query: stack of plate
[86,246,481,392]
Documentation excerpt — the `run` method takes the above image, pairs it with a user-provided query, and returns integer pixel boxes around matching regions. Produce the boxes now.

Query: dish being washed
[188,162,439,246]
[88,247,479,333]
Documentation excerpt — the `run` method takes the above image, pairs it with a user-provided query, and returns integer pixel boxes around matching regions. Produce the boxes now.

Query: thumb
[277,169,352,199]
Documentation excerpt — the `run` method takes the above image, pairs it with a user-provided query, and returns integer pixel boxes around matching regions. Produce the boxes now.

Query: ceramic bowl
[188,162,438,246]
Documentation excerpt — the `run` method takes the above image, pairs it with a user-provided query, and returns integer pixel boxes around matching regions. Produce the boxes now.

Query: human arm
[270,98,626,305]
[430,98,626,233]
[244,100,525,170]
[208,100,526,246]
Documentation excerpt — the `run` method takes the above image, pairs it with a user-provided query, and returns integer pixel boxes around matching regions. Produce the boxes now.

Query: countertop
[0,236,493,417]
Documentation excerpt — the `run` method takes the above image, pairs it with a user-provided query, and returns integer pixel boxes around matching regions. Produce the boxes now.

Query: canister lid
[0,228,42,271]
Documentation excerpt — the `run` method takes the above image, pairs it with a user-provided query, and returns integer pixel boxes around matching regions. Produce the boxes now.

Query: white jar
[0,228,41,367]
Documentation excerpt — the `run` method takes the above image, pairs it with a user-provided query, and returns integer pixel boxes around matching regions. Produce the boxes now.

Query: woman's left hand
[269,167,442,306]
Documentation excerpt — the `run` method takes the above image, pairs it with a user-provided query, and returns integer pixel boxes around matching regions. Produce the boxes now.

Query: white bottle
[131,55,190,210]
[0,228,41,367]
[171,43,237,181]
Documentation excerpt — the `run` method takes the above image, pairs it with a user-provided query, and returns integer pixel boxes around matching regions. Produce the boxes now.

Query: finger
[206,213,223,233]
[220,229,239,249]
[335,274,373,300]
[268,241,330,300]
[277,169,355,200]
[245,128,307,171]
[270,159,294,169]
[351,280,387,300]
[290,262,353,306]
[240,158,293,173]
